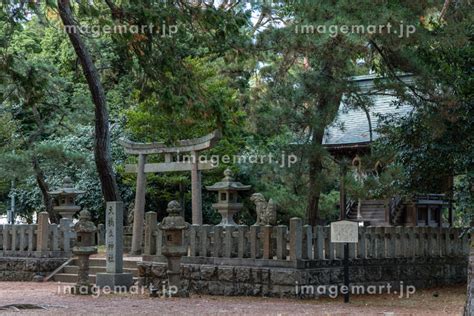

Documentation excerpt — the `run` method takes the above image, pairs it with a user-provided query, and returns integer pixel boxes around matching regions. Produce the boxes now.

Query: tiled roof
[323,74,414,146]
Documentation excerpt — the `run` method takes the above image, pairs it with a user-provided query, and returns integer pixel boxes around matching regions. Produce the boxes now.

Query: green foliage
[373,5,473,226]
[0,1,472,227]
[319,190,340,223]
[453,174,474,227]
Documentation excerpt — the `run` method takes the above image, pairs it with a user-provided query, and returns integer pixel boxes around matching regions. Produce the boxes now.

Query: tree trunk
[306,128,324,226]
[304,56,342,226]
[57,0,121,202]
[31,154,58,223]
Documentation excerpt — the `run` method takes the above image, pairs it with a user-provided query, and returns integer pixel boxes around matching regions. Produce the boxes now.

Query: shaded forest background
[0,0,472,226]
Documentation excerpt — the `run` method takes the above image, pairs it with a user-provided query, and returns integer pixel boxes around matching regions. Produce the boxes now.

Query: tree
[0,15,79,221]
[57,0,120,202]
[248,1,474,225]
[375,2,473,225]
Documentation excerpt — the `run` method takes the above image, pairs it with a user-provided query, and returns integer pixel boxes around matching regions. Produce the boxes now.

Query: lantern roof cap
[48,176,86,196]
[159,200,188,230]
[205,168,251,191]
[74,209,96,233]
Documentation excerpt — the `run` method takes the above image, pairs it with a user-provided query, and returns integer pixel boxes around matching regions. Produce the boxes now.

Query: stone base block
[96,273,134,289]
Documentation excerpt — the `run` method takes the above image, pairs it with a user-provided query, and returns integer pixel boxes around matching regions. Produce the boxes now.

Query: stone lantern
[48,176,85,219]
[159,200,189,297]
[206,168,251,226]
[72,209,97,295]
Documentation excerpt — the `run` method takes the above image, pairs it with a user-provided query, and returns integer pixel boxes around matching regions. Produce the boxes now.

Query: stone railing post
[385,227,396,258]
[144,211,158,256]
[289,218,302,261]
[224,226,235,258]
[452,228,460,256]
[324,226,334,260]
[275,225,288,260]
[302,224,313,260]
[366,227,376,258]
[395,227,403,257]
[439,228,447,257]
[262,225,273,260]
[406,227,415,257]
[51,224,59,252]
[348,242,356,259]
[155,228,163,257]
[427,227,435,257]
[431,228,441,257]
[423,227,430,256]
[314,226,324,260]
[357,227,366,259]
[37,211,50,253]
[27,225,35,252]
[189,224,200,256]
[213,226,223,257]
[250,225,260,259]
[335,241,344,260]
[199,224,211,257]
[3,225,11,252]
[59,218,74,253]
[237,225,248,258]
[11,225,17,252]
[375,227,385,258]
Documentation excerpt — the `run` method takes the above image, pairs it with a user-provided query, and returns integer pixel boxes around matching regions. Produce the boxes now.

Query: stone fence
[0,212,74,258]
[143,215,470,267]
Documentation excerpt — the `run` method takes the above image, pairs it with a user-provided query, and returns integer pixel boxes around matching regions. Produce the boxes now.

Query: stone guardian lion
[250,193,277,226]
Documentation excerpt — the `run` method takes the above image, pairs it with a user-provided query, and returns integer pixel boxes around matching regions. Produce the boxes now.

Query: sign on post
[330,220,359,304]
[330,220,359,243]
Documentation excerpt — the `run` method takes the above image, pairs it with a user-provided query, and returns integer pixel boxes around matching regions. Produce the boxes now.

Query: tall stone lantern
[72,209,97,295]
[48,176,85,219]
[159,200,189,297]
[206,168,251,226]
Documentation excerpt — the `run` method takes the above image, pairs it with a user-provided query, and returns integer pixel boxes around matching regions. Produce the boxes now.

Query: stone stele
[96,201,134,289]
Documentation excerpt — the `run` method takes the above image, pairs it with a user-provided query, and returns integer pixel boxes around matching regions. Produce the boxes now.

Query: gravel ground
[0,282,466,315]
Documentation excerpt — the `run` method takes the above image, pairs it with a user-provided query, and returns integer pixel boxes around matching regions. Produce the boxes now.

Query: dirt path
[0,282,466,315]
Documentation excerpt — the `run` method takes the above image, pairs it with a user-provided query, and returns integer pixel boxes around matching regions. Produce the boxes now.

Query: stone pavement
[0,282,466,315]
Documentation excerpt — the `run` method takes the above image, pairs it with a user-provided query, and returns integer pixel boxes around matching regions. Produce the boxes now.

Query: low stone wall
[138,256,467,298]
[0,257,67,281]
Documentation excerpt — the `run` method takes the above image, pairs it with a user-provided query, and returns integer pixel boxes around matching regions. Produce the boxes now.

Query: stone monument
[206,168,251,226]
[159,200,189,297]
[96,201,133,289]
[72,209,97,295]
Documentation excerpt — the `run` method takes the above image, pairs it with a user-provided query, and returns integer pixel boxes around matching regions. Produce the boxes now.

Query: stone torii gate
[120,130,220,254]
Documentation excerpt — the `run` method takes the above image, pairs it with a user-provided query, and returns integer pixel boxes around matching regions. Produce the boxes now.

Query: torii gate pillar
[191,151,202,225]
[131,153,147,255]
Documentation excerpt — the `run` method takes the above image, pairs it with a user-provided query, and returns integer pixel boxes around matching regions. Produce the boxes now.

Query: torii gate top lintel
[119,129,221,155]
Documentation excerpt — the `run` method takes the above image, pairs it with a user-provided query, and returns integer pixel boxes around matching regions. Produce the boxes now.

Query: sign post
[330,220,359,303]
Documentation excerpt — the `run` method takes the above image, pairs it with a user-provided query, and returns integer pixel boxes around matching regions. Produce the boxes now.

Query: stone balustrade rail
[0,212,74,258]
[143,215,470,267]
